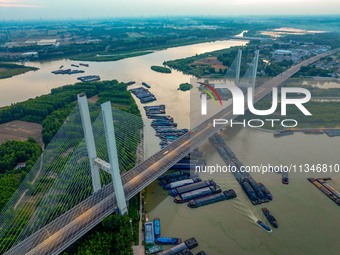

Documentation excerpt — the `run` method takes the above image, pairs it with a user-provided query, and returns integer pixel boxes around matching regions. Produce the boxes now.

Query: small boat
[155,237,181,245]
[79,63,89,67]
[59,65,64,69]
[262,208,278,228]
[256,220,272,233]
[153,218,161,238]
[145,245,163,254]
[71,64,79,67]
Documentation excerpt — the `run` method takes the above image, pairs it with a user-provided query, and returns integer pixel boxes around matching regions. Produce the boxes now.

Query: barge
[157,238,198,255]
[262,208,278,228]
[156,237,181,245]
[174,185,221,203]
[145,222,155,244]
[77,75,100,82]
[187,189,236,208]
[153,218,161,238]
[274,130,294,138]
[164,177,201,190]
[170,180,216,197]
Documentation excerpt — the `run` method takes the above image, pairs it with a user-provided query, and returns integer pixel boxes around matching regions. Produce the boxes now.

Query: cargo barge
[77,75,100,82]
[282,171,289,184]
[188,189,236,208]
[153,218,161,238]
[145,222,155,244]
[157,238,198,255]
[262,208,278,228]
[146,245,163,254]
[79,63,89,67]
[170,180,216,197]
[274,130,294,138]
[158,171,191,186]
[164,177,201,190]
[125,81,136,86]
[174,185,221,203]
[129,87,156,103]
[142,82,151,88]
[156,237,181,245]
[209,134,272,205]
[308,178,340,205]
[325,130,340,137]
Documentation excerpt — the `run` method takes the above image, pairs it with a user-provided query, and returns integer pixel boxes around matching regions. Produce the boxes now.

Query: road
[4,48,339,255]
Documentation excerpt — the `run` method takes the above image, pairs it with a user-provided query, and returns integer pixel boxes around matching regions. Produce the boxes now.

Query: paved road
[4,49,339,255]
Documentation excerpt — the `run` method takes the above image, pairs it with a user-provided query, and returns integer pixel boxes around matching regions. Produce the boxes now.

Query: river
[1,40,340,255]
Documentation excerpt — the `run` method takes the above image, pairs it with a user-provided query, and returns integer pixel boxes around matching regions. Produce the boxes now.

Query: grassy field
[0,121,43,146]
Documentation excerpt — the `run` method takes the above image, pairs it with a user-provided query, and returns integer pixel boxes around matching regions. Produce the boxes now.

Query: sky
[0,0,340,20]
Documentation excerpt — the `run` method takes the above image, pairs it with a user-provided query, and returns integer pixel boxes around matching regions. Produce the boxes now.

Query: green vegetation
[0,63,38,79]
[164,46,265,78]
[151,65,171,74]
[178,83,193,91]
[0,139,41,209]
[63,214,133,255]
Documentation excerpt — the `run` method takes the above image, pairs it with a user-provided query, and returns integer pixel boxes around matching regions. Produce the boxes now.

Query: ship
[153,218,161,238]
[156,237,181,245]
[145,222,155,244]
[170,180,216,197]
[146,246,163,254]
[262,208,278,228]
[187,189,236,208]
[77,75,101,82]
[256,220,272,233]
[142,82,151,88]
[79,63,89,67]
[174,185,221,203]
[164,177,201,190]
[274,130,294,138]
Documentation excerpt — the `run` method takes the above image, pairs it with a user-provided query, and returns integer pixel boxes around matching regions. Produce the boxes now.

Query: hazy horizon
[0,0,340,20]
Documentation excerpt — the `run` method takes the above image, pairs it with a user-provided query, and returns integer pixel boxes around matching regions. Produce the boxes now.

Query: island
[151,65,172,73]
[178,83,193,91]
[0,63,38,79]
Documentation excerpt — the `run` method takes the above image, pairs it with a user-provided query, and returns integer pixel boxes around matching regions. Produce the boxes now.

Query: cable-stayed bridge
[0,49,337,255]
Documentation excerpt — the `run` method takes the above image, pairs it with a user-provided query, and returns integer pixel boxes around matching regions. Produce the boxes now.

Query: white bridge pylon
[77,94,128,215]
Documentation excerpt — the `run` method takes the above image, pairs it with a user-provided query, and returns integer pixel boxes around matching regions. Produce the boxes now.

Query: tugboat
[256,220,272,233]
[262,208,278,228]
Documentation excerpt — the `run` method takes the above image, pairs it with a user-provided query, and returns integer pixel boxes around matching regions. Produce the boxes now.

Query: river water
[1,40,340,255]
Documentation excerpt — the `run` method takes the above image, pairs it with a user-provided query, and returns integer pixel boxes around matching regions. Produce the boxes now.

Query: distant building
[273,50,292,62]
[21,51,39,59]
[37,39,57,46]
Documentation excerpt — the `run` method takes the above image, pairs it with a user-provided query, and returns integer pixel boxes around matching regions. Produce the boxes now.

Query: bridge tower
[251,50,260,93]
[235,49,242,85]
[77,94,128,215]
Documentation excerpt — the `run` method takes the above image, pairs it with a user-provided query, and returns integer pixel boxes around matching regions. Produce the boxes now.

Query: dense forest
[63,214,134,255]
[0,139,41,209]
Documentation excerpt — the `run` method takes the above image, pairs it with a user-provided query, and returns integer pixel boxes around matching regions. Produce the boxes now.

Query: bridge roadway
[4,49,338,255]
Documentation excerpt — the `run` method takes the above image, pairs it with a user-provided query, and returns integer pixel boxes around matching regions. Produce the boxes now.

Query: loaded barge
[164,177,201,190]
[308,177,340,205]
[188,189,236,208]
[170,180,216,197]
[210,134,272,205]
[262,208,278,228]
[157,238,198,255]
[274,130,294,138]
[77,75,100,82]
[174,185,221,203]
